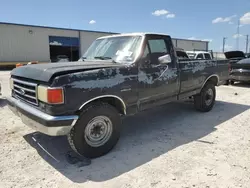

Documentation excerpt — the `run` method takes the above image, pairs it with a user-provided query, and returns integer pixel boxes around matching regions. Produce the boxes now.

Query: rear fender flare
[201,74,219,89]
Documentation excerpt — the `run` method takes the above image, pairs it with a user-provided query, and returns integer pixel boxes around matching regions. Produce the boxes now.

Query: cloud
[233,34,243,38]
[229,21,234,24]
[240,12,250,24]
[152,9,175,19]
[212,15,237,24]
[166,14,175,18]
[152,9,169,16]
[221,45,233,51]
[89,20,96,24]
[188,37,213,42]
[202,39,213,42]
[188,37,197,40]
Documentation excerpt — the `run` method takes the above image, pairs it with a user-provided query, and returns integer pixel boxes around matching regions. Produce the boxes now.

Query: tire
[230,80,235,85]
[224,80,229,85]
[68,103,121,158]
[194,82,216,112]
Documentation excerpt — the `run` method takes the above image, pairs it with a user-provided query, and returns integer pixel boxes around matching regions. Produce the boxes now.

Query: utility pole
[246,35,249,53]
[236,20,240,50]
[222,37,227,52]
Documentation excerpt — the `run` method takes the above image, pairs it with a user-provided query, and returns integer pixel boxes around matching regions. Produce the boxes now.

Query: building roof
[0,21,118,34]
[0,22,209,43]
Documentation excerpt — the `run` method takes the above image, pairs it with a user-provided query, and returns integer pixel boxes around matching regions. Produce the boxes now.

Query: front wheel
[68,103,121,158]
[194,82,216,112]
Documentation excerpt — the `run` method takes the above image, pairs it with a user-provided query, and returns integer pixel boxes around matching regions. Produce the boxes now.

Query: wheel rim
[84,116,113,147]
[205,88,214,106]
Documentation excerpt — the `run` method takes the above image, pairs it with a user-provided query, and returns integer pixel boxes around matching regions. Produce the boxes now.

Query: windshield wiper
[94,56,113,60]
[78,57,86,61]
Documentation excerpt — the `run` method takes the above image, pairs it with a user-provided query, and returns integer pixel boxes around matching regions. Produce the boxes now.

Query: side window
[196,53,204,59]
[148,39,168,53]
[204,53,211,60]
[147,39,168,64]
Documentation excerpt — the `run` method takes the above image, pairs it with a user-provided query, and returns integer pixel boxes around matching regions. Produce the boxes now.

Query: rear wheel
[194,82,216,112]
[68,103,121,158]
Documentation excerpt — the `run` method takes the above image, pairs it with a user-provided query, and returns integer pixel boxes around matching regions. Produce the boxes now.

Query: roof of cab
[186,51,211,54]
[98,32,170,39]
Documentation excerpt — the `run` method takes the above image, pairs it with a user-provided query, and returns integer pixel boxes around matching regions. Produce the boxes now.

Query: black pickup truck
[7,33,229,158]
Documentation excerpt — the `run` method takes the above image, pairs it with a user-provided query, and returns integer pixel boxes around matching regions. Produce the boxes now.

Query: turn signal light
[47,88,64,104]
[38,86,64,104]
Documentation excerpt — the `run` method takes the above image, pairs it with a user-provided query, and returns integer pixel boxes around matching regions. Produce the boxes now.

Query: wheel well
[204,75,219,87]
[78,96,126,115]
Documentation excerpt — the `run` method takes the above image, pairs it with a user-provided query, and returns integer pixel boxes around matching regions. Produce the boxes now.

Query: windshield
[187,53,196,59]
[80,36,142,63]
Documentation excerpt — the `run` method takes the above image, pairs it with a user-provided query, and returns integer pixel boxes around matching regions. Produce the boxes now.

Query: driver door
[138,35,179,111]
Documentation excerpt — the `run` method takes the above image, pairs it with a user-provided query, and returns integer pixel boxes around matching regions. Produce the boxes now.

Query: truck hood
[224,51,246,59]
[11,61,123,83]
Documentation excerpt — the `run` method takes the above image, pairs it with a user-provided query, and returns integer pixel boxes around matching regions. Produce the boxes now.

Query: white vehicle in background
[186,51,213,60]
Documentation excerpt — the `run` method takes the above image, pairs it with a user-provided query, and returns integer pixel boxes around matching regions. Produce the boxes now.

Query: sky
[1,0,250,52]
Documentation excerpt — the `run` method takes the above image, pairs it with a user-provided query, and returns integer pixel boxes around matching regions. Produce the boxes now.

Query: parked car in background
[224,51,246,64]
[245,53,250,58]
[7,33,229,158]
[176,49,190,60]
[51,55,70,62]
[186,51,213,60]
[229,57,250,84]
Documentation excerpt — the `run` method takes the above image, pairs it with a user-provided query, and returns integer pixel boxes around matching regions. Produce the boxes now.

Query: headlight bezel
[37,85,64,104]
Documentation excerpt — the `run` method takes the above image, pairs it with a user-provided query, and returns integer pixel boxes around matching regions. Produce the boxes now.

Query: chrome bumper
[7,96,78,136]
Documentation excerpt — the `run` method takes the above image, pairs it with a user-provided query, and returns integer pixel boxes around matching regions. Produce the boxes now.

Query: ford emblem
[20,89,26,95]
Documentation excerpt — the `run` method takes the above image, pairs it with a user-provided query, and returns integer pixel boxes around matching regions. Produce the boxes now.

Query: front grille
[13,79,38,105]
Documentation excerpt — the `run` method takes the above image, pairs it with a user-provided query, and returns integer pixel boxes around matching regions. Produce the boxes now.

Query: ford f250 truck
[7,33,229,158]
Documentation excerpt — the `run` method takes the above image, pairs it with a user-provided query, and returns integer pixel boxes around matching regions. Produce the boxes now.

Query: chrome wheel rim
[205,88,214,106]
[84,116,113,147]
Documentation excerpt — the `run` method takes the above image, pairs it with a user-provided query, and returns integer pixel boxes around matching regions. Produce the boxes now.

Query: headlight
[38,85,64,104]
[10,78,14,89]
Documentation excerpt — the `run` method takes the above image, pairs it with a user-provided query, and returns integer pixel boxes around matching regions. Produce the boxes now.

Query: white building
[0,22,209,65]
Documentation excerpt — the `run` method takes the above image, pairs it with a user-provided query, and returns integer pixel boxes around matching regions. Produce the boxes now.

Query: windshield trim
[131,35,145,64]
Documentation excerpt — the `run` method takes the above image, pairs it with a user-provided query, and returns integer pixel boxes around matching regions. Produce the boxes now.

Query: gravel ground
[0,71,250,188]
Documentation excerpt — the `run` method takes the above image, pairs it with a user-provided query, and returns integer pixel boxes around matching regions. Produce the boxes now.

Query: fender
[201,74,219,89]
[78,95,127,115]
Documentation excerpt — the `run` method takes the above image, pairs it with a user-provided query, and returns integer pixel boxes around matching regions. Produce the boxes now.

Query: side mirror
[158,54,172,64]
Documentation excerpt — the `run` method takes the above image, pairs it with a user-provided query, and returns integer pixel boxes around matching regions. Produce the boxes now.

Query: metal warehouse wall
[0,24,80,62]
[0,24,111,62]
[79,31,111,56]
[172,38,208,51]
[0,23,209,62]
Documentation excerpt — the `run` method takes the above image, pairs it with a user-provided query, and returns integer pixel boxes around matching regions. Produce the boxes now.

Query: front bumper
[7,97,78,136]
